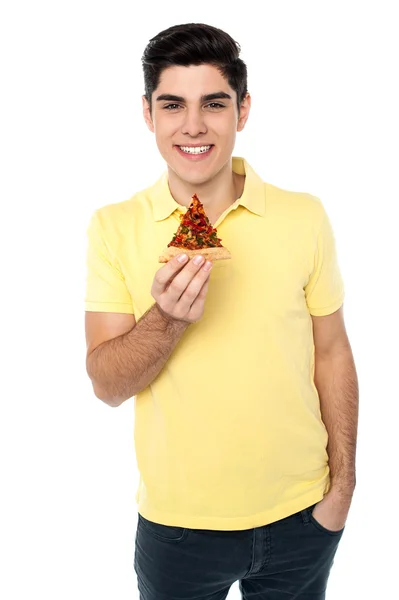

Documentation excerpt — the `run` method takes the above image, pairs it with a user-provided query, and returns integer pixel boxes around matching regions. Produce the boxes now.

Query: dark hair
[142,23,248,112]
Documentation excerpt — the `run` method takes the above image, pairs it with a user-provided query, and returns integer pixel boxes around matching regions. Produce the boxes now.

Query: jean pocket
[138,514,188,543]
[307,506,345,537]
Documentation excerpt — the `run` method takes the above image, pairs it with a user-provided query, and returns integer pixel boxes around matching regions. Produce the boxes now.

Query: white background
[1,1,398,598]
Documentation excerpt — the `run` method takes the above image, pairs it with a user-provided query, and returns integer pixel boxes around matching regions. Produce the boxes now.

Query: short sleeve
[85,210,134,314]
[304,206,345,316]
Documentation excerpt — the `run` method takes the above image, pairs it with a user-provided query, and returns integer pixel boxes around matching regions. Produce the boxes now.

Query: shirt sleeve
[304,205,345,316]
[84,210,134,314]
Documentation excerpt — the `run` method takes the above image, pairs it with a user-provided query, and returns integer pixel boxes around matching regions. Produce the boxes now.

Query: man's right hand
[151,254,213,324]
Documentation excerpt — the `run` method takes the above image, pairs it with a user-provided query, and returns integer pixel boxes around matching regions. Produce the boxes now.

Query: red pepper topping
[167,193,224,249]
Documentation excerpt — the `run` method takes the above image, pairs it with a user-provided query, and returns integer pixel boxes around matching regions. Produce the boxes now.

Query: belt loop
[300,507,310,525]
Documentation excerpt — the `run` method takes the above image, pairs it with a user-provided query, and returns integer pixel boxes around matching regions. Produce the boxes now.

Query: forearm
[314,346,359,499]
[87,303,189,406]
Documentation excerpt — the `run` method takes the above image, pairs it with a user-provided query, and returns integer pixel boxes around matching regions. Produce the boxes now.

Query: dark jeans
[134,503,344,599]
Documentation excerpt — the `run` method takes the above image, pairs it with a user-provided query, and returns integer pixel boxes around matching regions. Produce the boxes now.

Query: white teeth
[179,145,212,154]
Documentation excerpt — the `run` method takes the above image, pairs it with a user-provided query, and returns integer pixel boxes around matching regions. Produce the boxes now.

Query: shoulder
[86,186,154,260]
[265,181,321,208]
[94,193,144,224]
[92,185,154,233]
[263,181,325,228]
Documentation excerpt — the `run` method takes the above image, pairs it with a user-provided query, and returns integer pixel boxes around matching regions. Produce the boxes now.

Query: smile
[178,145,213,154]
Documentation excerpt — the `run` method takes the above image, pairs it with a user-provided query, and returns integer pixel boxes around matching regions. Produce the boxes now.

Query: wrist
[154,302,190,330]
[328,479,356,503]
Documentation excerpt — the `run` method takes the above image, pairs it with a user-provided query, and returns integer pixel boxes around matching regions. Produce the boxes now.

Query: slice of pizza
[159,194,231,263]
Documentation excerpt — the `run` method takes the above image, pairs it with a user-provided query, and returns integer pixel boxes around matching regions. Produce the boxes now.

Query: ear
[142,95,154,132]
[237,93,251,132]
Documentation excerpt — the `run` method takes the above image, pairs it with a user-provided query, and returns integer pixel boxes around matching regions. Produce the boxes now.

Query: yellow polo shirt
[85,157,345,530]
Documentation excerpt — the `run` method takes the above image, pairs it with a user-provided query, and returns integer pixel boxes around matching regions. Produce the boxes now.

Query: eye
[163,103,182,111]
[205,102,225,110]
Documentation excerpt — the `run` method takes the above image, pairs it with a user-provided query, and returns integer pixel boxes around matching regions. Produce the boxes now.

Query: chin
[176,170,215,187]
[169,159,227,187]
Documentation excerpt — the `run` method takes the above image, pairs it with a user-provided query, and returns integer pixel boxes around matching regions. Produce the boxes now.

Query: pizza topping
[168,194,224,250]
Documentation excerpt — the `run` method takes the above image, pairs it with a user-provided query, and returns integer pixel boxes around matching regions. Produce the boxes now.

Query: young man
[85,23,358,600]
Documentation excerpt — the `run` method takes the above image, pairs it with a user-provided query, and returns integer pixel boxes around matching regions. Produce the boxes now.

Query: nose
[181,107,207,137]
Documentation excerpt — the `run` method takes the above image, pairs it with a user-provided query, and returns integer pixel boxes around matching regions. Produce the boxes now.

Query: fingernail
[203,261,212,271]
[177,254,188,263]
[193,255,204,265]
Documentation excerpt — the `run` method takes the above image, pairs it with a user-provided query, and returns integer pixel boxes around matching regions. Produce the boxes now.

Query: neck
[166,160,245,224]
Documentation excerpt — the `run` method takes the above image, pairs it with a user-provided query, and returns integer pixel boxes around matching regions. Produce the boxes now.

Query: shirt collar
[150,157,266,222]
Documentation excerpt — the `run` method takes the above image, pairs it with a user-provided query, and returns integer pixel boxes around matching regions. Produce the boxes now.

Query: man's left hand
[311,488,354,532]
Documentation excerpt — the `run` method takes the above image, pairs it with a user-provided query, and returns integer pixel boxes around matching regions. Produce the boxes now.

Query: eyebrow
[155,92,232,103]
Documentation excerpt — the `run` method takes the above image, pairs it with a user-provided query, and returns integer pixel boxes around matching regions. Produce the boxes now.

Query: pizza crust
[159,245,231,263]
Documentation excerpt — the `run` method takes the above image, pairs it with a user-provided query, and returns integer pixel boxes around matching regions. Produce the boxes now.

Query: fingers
[152,254,210,302]
[151,252,213,322]
[151,254,189,297]
[172,268,211,320]
[186,275,211,320]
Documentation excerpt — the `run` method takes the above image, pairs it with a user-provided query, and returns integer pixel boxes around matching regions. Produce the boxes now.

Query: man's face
[143,64,250,186]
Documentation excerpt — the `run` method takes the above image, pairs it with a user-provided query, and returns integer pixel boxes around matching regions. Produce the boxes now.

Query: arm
[86,304,188,407]
[85,253,213,408]
[312,305,359,496]
[311,305,359,528]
